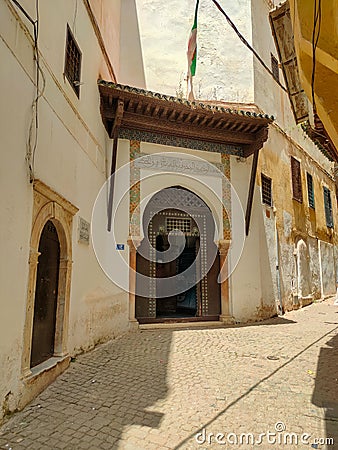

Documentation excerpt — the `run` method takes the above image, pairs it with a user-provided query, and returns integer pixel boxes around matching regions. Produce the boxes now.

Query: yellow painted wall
[258,125,337,309]
[289,0,338,150]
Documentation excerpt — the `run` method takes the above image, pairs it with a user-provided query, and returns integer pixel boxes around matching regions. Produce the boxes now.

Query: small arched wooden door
[30,220,60,367]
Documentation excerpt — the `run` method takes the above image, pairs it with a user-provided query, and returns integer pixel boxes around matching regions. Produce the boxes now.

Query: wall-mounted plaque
[78,217,90,245]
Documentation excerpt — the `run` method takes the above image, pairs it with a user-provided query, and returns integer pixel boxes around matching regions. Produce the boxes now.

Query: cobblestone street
[0,299,337,450]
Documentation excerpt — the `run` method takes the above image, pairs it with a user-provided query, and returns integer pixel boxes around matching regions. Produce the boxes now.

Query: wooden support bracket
[107,99,124,231]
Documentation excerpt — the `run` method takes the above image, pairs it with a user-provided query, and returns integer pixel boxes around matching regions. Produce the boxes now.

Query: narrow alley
[1,299,337,449]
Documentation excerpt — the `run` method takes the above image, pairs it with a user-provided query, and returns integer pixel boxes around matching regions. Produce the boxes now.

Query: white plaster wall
[135,0,254,101]
[0,0,143,419]
[0,36,34,417]
[229,156,273,322]
[119,0,146,88]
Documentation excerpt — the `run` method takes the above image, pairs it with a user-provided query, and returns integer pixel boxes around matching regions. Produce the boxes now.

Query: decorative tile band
[221,154,231,240]
[120,128,244,156]
[130,140,141,237]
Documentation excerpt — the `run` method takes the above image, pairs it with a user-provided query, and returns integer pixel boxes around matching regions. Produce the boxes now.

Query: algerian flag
[187,0,199,101]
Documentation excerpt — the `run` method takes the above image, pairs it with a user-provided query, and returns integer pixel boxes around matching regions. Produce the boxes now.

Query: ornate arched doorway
[135,186,221,323]
[30,220,61,367]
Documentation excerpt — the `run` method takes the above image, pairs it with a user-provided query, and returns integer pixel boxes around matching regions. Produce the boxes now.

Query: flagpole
[187,0,199,101]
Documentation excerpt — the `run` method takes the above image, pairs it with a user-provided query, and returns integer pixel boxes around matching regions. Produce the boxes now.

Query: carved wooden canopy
[98,81,273,158]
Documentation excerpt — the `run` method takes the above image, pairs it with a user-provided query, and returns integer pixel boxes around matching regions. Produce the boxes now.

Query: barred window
[64,25,82,97]
[323,187,333,228]
[271,54,279,82]
[261,174,272,206]
[291,157,303,202]
[166,217,191,233]
[307,173,315,209]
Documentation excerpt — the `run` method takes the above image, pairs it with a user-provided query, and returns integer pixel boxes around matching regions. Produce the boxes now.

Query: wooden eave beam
[135,101,143,114]
[121,112,257,145]
[199,116,209,127]
[214,119,224,129]
[192,115,201,125]
[144,103,151,115]
[152,105,160,117]
[168,110,177,121]
[183,112,194,123]
[161,107,169,119]
[176,111,185,122]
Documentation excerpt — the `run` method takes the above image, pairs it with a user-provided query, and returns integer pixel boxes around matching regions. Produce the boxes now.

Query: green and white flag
[187,0,199,101]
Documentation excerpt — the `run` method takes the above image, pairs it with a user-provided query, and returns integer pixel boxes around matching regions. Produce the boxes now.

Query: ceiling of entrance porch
[98,81,274,158]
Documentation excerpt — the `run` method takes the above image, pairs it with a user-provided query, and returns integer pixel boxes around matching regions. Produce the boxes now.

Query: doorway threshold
[139,321,225,330]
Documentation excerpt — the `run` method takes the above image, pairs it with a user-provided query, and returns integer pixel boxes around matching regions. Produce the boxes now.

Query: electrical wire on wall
[10,0,46,183]
[210,0,288,93]
[311,0,321,114]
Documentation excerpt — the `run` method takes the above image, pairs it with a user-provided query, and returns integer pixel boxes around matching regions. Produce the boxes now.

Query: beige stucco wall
[0,0,142,421]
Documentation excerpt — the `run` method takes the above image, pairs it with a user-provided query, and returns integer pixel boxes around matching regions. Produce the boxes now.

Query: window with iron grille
[271,54,279,82]
[307,173,315,209]
[291,157,303,202]
[323,187,333,228]
[166,217,191,233]
[261,174,272,206]
[64,25,82,97]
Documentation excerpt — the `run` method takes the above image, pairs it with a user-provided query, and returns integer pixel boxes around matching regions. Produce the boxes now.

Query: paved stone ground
[0,299,337,450]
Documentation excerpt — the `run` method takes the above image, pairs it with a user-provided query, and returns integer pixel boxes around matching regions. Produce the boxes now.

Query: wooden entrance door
[30,221,60,367]
[135,187,221,323]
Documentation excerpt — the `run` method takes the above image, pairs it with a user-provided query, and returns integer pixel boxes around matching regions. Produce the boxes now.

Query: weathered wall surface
[257,125,338,311]
[251,0,337,311]
[131,0,338,321]
[0,0,142,422]
[135,0,254,101]
[229,156,276,322]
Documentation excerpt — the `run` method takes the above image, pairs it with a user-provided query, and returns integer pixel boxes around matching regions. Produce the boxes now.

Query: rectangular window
[64,25,82,97]
[261,174,272,206]
[307,173,315,209]
[291,157,303,202]
[323,187,333,228]
[271,54,279,82]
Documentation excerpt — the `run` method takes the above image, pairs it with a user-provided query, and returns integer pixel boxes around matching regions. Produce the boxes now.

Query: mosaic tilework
[129,140,141,237]
[129,139,232,243]
[120,128,244,156]
[129,138,231,306]
[221,154,232,240]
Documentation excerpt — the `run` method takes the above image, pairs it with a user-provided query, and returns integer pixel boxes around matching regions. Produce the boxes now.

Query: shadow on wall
[312,328,338,444]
